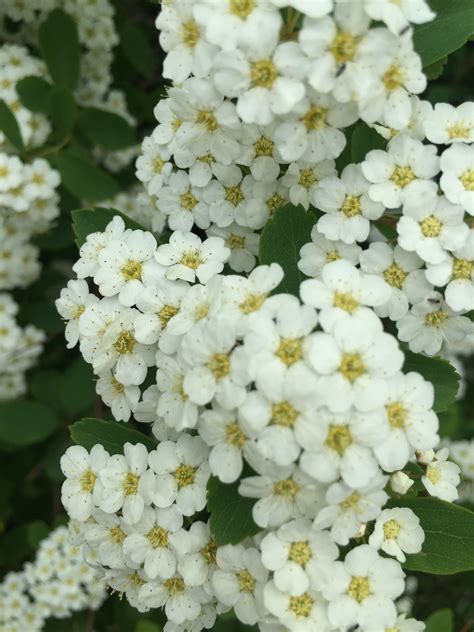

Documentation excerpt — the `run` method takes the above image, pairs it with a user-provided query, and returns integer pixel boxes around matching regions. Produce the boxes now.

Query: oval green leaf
[70,418,157,455]
[0,99,24,150]
[38,9,80,89]
[0,400,59,446]
[56,150,121,202]
[78,107,137,150]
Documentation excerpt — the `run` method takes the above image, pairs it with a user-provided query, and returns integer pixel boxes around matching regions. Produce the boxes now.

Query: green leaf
[119,22,157,80]
[70,418,157,455]
[207,476,260,546]
[425,608,454,632]
[413,0,474,67]
[259,204,316,297]
[19,300,63,334]
[424,57,448,80]
[56,150,121,201]
[402,350,460,412]
[351,122,386,164]
[16,76,52,113]
[135,622,162,632]
[0,98,23,150]
[388,497,474,574]
[0,401,59,446]
[48,86,77,136]
[38,8,80,89]
[27,520,49,548]
[60,357,95,416]
[72,207,146,247]
[78,107,137,150]
[30,370,65,409]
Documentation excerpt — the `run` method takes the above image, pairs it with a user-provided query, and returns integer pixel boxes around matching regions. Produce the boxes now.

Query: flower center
[123,472,140,496]
[180,189,198,210]
[289,540,312,566]
[452,257,473,280]
[121,259,143,281]
[341,491,361,510]
[201,538,218,564]
[250,59,278,88]
[330,31,357,63]
[180,249,203,269]
[173,463,197,488]
[173,374,188,400]
[299,168,317,189]
[426,464,441,484]
[230,0,255,18]
[227,233,246,250]
[460,169,474,191]
[152,156,164,173]
[208,353,231,379]
[266,192,286,214]
[276,337,303,367]
[420,215,442,237]
[333,291,359,313]
[384,263,407,289]
[447,122,470,140]
[272,401,299,428]
[80,469,96,493]
[109,526,126,544]
[111,377,125,395]
[238,569,256,593]
[348,576,372,603]
[383,64,404,91]
[164,577,185,595]
[425,310,447,327]
[274,477,300,499]
[339,352,366,382]
[147,526,169,548]
[158,304,178,328]
[182,20,200,48]
[386,401,407,428]
[254,136,274,156]
[341,194,361,217]
[288,592,314,618]
[383,519,401,540]
[325,424,352,455]
[391,165,415,188]
[113,330,136,355]
[225,185,244,206]
[302,105,327,131]
[73,304,85,319]
[326,250,340,262]
[194,303,209,320]
[196,110,218,133]
[225,422,247,448]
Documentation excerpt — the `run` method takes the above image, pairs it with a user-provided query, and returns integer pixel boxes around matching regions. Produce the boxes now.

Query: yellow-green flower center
[147,526,169,548]
[230,0,255,18]
[339,352,366,382]
[460,169,474,191]
[159,304,178,328]
[121,259,143,281]
[452,257,473,280]
[333,291,359,313]
[272,401,299,428]
[348,576,372,603]
[180,249,203,269]
[288,592,314,617]
[180,189,198,210]
[391,165,415,188]
[225,185,244,206]
[196,110,218,132]
[182,20,200,48]
[80,469,96,493]
[302,105,327,130]
[250,59,278,88]
[383,64,404,91]
[173,463,197,489]
[208,353,231,379]
[420,215,442,237]
[238,569,256,593]
[113,330,136,355]
[289,540,312,566]
[386,401,407,428]
[341,194,362,217]
[330,31,357,63]
[123,472,139,496]
[425,310,447,327]
[383,519,401,540]
[225,422,247,448]
[276,337,303,367]
[254,136,274,157]
[447,123,470,140]
[325,424,352,455]
[384,263,407,289]
[274,477,300,499]
[227,233,246,250]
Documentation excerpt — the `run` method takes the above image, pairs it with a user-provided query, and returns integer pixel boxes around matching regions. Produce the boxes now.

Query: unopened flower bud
[416,449,435,465]
[390,471,414,495]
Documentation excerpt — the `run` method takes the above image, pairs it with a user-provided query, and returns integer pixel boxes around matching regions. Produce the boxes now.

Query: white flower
[165,276,224,337]
[390,471,414,495]
[270,0,332,17]
[55,279,99,349]
[364,0,435,35]
[83,509,134,569]
[439,143,474,215]
[373,372,439,472]
[298,226,361,278]
[307,319,404,413]
[0,154,23,192]
[362,135,439,209]
[422,448,460,501]
[155,231,230,284]
[148,434,210,516]
[212,544,268,625]
[203,166,254,228]
[99,442,156,524]
[135,137,173,196]
[154,351,200,431]
[260,519,338,596]
[359,242,431,320]
[282,159,336,210]
[425,231,474,312]
[237,122,282,182]
[397,187,468,264]
[73,216,129,279]
[300,259,390,331]
[322,544,405,630]
[314,474,388,545]
[424,102,474,145]
[263,581,329,631]
[207,224,259,273]
[213,42,307,125]
[138,573,208,624]
[315,164,384,244]
[134,385,181,442]
[397,294,472,356]
[60,445,109,521]
[369,507,424,563]
[299,408,382,489]
[95,371,140,422]
[245,178,289,229]
[23,159,60,200]
[123,506,184,579]
[174,521,217,588]
[157,172,211,232]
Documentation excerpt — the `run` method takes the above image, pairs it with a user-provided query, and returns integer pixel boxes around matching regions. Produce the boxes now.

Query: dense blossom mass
[52,0,474,630]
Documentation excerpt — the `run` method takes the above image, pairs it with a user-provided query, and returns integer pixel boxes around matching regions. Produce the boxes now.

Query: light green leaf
[16,76,52,114]
[414,0,474,67]
[70,418,157,455]
[403,350,460,412]
[259,204,316,297]
[78,107,137,150]
[351,122,386,164]
[56,150,121,201]
[38,9,80,89]
[425,608,454,632]
[72,207,146,247]
[0,401,59,446]
[207,476,260,546]
[119,22,157,80]
[388,497,474,574]
[0,98,24,150]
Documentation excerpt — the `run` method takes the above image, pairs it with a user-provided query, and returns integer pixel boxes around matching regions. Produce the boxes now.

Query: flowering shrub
[0,1,473,631]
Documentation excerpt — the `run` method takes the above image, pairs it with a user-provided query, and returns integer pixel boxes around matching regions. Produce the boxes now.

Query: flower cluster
[0,293,44,401]
[57,212,465,630]
[447,438,474,503]
[0,525,106,631]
